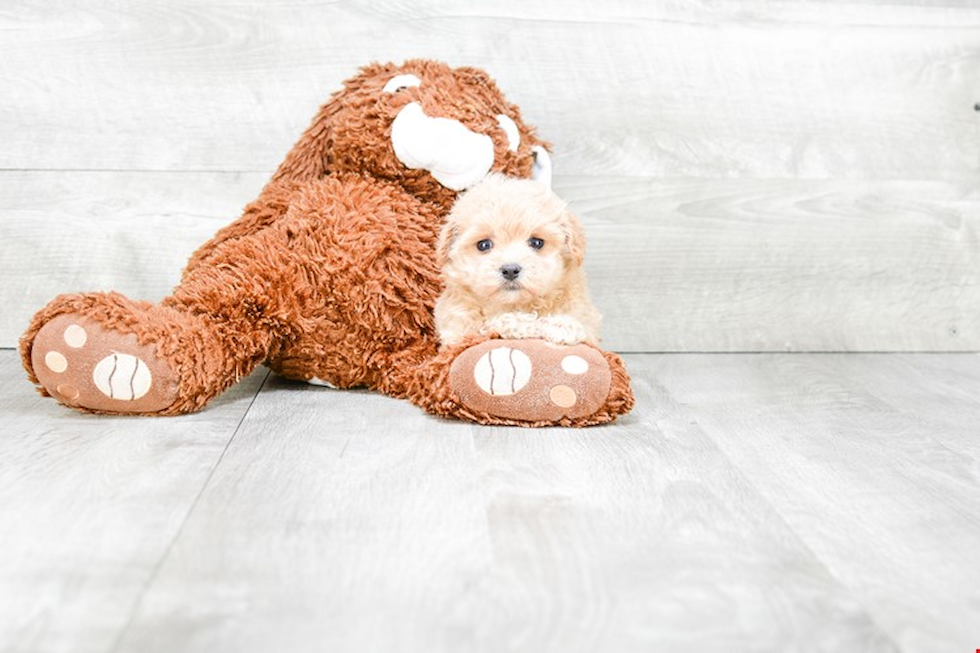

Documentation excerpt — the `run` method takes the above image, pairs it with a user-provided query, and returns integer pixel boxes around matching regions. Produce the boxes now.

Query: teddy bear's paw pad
[449,339,612,423]
[31,314,179,414]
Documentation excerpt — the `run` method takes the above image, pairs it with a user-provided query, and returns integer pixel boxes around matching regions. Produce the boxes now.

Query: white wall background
[2,0,979,351]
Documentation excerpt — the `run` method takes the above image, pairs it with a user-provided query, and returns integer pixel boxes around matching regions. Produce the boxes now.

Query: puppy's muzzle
[500,264,522,281]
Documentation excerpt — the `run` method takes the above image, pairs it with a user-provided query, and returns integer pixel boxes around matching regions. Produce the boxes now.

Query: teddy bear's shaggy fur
[20,60,634,426]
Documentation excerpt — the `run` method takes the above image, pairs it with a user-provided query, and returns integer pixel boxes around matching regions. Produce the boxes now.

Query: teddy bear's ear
[560,208,586,267]
[436,224,459,268]
[531,146,552,188]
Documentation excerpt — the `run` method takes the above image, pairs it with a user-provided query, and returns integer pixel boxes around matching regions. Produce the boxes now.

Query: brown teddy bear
[20,59,634,427]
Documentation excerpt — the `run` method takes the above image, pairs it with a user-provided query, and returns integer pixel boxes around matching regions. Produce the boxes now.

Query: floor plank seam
[630,370,905,649]
[685,395,911,652]
[105,367,271,653]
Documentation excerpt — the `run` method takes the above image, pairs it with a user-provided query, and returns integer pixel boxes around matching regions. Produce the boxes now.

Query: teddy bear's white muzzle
[390,102,495,191]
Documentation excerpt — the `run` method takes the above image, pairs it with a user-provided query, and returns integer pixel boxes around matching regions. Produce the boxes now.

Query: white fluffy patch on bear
[496,114,520,152]
[390,102,494,191]
[308,376,339,389]
[531,146,552,187]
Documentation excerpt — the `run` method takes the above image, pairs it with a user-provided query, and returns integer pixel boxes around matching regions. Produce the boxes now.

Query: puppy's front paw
[538,315,589,345]
[480,312,540,339]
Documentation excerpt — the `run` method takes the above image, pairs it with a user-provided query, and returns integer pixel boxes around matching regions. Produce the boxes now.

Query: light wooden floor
[2,350,978,653]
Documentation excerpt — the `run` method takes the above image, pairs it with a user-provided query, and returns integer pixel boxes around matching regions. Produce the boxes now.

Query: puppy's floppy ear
[559,209,586,266]
[436,223,459,268]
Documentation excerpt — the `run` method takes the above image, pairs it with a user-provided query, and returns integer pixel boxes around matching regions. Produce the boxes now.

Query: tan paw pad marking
[93,353,153,401]
[549,384,577,408]
[45,351,68,373]
[56,384,80,402]
[560,355,589,375]
[63,324,88,348]
[474,346,532,396]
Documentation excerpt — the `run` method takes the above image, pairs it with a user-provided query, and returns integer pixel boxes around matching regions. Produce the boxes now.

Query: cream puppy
[435,173,601,347]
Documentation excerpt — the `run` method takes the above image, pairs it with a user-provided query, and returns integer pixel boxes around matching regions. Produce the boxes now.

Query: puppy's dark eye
[528,237,545,250]
[476,239,493,252]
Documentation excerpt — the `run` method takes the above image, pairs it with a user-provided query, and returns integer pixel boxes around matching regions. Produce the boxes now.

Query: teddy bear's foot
[29,313,179,414]
[448,339,615,425]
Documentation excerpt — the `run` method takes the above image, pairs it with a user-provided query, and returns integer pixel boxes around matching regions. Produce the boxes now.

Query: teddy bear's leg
[182,180,304,275]
[22,200,330,416]
[409,337,635,427]
[21,293,261,416]
[23,284,282,416]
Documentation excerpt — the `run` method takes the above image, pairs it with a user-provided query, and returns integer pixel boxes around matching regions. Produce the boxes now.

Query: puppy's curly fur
[436,174,601,347]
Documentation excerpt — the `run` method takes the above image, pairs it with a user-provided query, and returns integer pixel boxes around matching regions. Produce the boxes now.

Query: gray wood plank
[572,176,980,353]
[4,172,977,352]
[0,352,267,653]
[6,351,978,652]
[112,366,894,653]
[1,171,266,349]
[764,353,980,459]
[638,353,980,653]
[1,1,977,180]
[109,380,497,653]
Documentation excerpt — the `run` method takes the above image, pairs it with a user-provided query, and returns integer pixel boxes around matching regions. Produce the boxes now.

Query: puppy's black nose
[500,263,522,281]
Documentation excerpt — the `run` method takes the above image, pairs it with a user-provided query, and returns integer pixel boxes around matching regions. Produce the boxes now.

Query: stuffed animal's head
[273,60,552,205]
